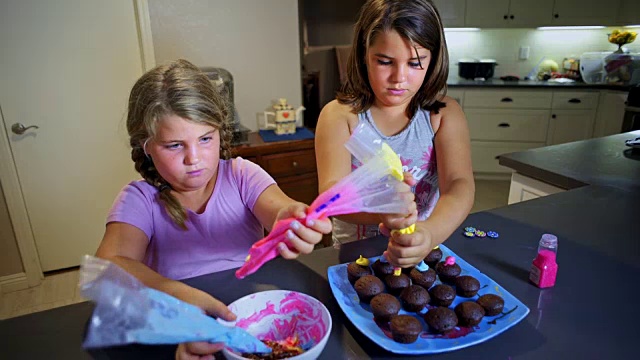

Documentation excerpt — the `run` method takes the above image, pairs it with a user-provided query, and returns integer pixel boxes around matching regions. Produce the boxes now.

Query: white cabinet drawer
[466,109,550,142]
[464,90,552,109]
[471,141,543,173]
[552,91,599,110]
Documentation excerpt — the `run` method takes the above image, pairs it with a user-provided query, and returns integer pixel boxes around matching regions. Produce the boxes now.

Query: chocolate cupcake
[371,259,395,279]
[435,256,461,284]
[385,273,411,296]
[347,256,372,284]
[399,285,430,313]
[409,262,437,290]
[476,294,505,316]
[455,301,485,327]
[370,293,401,322]
[389,315,423,344]
[354,275,384,304]
[455,275,481,298]
[424,247,443,268]
[424,307,458,334]
[429,284,456,307]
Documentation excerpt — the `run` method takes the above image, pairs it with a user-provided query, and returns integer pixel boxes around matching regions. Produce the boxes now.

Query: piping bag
[236,122,414,279]
[80,255,271,354]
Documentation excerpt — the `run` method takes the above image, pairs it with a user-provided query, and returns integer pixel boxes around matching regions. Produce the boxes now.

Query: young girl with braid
[95,59,331,359]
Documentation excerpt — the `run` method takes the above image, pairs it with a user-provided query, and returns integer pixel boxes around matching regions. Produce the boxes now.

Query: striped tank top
[332,107,440,245]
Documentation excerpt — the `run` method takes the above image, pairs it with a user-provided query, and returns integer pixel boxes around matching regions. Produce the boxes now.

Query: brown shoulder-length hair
[337,0,449,117]
[126,59,232,229]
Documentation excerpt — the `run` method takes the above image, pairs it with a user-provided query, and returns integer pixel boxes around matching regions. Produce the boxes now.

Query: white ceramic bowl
[219,290,332,360]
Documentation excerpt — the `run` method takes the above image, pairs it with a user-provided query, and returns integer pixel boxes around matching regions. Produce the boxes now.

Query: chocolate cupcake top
[370,293,401,318]
[385,273,411,291]
[429,284,456,303]
[436,257,462,278]
[354,275,385,296]
[424,307,458,333]
[476,294,505,316]
[455,275,480,292]
[400,285,430,306]
[424,247,443,265]
[409,267,437,289]
[372,259,396,278]
[347,261,372,280]
[454,301,486,326]
[390,315,423,335]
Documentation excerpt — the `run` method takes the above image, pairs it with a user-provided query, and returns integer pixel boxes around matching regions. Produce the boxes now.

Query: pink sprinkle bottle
[529,234,558,288]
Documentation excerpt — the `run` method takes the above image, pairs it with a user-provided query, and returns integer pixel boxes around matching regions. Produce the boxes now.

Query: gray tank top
[332,107,440,245]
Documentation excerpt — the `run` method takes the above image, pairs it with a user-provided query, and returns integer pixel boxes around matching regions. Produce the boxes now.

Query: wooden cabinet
[617,0,640,25]
[551,0,621,26]
[465,0,554,28]
[232,132,318,205]
[547,91,599,145]
[433,0,466,27]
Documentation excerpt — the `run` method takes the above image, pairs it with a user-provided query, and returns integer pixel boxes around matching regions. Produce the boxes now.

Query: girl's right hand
[172,285,237,360]
[379,173,418,232]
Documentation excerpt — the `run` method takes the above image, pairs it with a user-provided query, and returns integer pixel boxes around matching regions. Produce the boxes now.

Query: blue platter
[327,245,529,355]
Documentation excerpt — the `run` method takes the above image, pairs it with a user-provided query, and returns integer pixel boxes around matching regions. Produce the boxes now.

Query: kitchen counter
[1,184,639,359]
[447,78,632,91]
[499,130,640,190]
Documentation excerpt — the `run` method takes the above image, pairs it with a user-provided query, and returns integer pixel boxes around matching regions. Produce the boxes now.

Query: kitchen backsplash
[445,27,640,79]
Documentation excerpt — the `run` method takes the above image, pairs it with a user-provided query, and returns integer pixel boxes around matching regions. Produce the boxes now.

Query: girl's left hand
[383,224,434,268]
[274,202,332,258]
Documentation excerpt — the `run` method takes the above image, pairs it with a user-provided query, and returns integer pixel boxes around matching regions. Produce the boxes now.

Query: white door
[0,0,143,271]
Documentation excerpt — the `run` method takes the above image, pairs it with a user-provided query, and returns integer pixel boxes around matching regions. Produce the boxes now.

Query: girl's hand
[171,286,236,360]
[274,202,332,258]
[379,173,418,232]
[384,224,434,268]
[176,341,223,360]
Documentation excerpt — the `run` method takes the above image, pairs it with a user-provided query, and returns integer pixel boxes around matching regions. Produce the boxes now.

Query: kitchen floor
[0,179,511,320]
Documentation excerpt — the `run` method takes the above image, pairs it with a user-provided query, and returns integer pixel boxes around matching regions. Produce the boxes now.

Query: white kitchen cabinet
[433,0,466,28]
[508,172,564,204]
[446,89,465,105]
[464,89,551,177]
[551,0,621,26]
[465,0,554,28]
[617,0,640,26]
[593,91,627,138]
[547,91,599,145]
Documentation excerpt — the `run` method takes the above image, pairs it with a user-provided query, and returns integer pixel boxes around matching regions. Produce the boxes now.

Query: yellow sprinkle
[433,245,440,250]
[393,267,402,276]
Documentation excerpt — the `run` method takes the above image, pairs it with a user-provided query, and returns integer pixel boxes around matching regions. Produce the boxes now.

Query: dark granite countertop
[499,130,640,190]
[447,78,632,91]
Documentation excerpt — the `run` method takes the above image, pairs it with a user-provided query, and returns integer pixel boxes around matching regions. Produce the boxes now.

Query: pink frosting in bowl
[218,290,332,359]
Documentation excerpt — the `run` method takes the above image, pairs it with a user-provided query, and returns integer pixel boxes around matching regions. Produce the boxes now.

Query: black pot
[458,60,498,79]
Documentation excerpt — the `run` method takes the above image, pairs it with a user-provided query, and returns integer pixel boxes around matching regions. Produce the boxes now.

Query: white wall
[446,27,640,79]
[148,0,302,131]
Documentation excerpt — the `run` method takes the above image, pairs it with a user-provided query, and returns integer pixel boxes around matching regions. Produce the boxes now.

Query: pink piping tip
[444,256,456,266]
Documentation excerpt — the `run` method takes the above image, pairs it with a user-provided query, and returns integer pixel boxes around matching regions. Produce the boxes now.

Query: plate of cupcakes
[327,244,529,355]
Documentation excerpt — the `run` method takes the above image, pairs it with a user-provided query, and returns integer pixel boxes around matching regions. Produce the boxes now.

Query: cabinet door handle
[498,123,510,128]
[510,15,514,19]
[500,97,513,102]
[503,15,508,20]
[552,114,557,119]
[554,13,559,18]
[292,161,299,168]
[568,98,582,104]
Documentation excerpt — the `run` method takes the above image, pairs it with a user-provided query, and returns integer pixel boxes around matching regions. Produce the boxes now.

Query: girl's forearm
[104,255,187,298]
[420,178,475,246]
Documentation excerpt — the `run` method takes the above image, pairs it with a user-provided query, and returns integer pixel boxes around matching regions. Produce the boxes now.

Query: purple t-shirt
[107,157,276,280]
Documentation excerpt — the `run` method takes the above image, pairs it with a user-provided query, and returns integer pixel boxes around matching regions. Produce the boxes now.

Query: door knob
[11,123,39,135]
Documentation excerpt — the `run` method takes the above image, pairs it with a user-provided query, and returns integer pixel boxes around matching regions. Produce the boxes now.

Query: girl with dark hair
[316,0,474,267]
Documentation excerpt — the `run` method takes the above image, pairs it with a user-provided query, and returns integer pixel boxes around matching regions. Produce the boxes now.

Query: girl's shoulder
[429,94,465,133]
[319,99,359,129]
